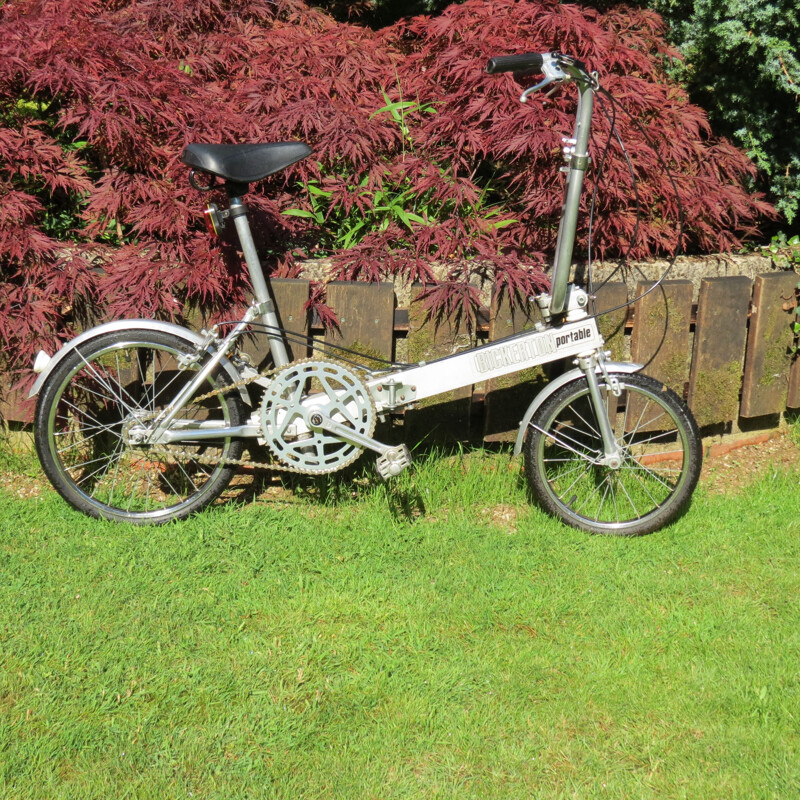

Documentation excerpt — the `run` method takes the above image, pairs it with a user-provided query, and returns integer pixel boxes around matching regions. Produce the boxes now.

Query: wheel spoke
[615,474,643,519]
[160,454,202,501]
[141,354,187,409]
[526,372,700,535]
[105,440,127,508]
[38,332,242,523]
[556,459,598,501]
[543,461,592,480]
[571,473,611,515]
[626,466,665,507]
[56,425,119,457]
[532,424,600,465]
[110,351,144,411]
[55,394,115,433]
[566,400,604,440]
[624,393,650,438]
[623,427,680,449]
[75,351,139,417]
[622,459,678,492]
[69,450,124,487]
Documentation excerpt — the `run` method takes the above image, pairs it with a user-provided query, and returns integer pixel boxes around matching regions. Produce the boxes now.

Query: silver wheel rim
[534,380,690,532]
[45,339,234,520]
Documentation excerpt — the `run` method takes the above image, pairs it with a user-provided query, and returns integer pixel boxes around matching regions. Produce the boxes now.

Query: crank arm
[309,412,412,479]
[308,412,390,456]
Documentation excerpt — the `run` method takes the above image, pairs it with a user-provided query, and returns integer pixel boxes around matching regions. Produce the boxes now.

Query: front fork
[578,351,624,468]
[536,285,624,468]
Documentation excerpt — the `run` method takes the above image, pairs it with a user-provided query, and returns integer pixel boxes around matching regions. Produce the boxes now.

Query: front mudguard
[513,362,642,456]
[27,319,252,406]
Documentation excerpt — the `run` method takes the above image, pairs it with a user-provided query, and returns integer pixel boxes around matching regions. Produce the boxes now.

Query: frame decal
[368,318,605,409]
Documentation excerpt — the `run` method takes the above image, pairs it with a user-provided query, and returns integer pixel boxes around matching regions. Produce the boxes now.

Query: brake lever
[519,53,569,103]
[520,76,556,103]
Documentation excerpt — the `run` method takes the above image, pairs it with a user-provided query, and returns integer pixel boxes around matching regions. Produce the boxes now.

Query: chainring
[259,359,376,474]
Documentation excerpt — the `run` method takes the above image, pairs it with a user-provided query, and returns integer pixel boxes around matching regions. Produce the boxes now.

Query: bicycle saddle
[181,142,311,183]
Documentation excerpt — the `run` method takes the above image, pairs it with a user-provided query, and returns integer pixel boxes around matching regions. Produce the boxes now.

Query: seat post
[227,189,291,368]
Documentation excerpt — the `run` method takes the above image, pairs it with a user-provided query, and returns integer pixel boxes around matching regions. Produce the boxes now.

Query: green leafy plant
[765,232,800,269]
[284,171,432,251]
[283,92,516,264]
[643,0,800,227]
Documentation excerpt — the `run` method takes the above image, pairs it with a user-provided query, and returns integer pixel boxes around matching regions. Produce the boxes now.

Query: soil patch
[701,429,800,494]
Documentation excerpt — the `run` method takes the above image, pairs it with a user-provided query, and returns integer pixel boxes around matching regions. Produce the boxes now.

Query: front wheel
[34,329,246,524]
[524,372,702,536]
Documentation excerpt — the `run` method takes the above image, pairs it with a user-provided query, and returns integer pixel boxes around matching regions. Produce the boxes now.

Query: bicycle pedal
[375,445,412,480]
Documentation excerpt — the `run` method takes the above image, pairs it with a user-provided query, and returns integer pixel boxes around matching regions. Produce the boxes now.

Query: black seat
[181,142,312,184]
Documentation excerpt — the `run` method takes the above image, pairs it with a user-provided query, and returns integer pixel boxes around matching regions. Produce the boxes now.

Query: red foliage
[383,0,773,257]
[0,0,772,398]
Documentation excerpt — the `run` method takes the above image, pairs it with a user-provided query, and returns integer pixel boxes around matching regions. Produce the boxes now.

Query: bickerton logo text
[473,326,595,375]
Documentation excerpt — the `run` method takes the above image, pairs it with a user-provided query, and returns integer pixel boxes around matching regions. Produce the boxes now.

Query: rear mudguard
[27,319,252,406]
[513,362,642,456]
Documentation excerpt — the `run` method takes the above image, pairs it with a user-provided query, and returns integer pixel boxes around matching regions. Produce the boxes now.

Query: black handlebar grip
[486,53,544,75]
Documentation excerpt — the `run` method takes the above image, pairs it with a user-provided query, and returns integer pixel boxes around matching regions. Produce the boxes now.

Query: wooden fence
[3,272,799,442]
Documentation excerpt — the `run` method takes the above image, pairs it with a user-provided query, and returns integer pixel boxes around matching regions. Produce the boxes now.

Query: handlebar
[486,52,592,102]
[486,53,544,75]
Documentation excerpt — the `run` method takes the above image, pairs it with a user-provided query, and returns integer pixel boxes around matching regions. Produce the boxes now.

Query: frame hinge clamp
[372,379,417,409]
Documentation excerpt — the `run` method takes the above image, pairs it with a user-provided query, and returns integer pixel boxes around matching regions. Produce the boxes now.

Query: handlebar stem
[548,66,596,317]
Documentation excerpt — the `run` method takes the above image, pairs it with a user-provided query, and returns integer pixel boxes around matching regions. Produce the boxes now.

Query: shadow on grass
[224,436,511,524]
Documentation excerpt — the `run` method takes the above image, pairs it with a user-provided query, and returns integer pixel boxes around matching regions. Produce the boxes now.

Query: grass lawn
[0,439,799,798]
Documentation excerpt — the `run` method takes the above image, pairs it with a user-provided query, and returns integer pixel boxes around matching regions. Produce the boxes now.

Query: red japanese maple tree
[0,0,771,408]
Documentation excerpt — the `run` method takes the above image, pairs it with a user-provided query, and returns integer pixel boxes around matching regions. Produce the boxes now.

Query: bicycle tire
[524,372,702,535]
[34,329,246,524]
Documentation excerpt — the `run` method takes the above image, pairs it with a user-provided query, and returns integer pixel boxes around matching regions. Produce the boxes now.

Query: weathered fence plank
[593,282,628,361]
[740,272,797,417]
[630,280,693,394]
[627,280,693,434]
[324,281,395,362]
[272,279,311,362]
[240,278,310,367]
[482,292,546,443]
[6,272,800,437]
[404,285,474,444]
[785,285,800,409]
[788,358,800,409]
[687,276,751,427]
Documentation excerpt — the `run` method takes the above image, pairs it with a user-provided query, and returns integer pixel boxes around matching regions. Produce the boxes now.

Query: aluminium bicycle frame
[125,56,626,466]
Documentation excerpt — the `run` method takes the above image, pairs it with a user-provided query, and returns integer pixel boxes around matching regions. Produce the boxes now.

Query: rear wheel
[34,329,246,524]
[524,372,702,535]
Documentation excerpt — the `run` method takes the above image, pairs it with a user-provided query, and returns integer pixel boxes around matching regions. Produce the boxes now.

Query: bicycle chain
[144,357,375,476]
